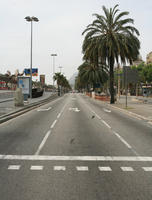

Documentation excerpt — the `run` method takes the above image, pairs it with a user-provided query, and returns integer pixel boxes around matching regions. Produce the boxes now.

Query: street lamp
[51,54,57,86]
[59,66,63,73]
[25,16,39,99]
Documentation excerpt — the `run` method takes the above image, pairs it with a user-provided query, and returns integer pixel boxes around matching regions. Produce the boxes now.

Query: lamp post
[51,54,57,87]
[59,66,63,73]
[25,16,39,99]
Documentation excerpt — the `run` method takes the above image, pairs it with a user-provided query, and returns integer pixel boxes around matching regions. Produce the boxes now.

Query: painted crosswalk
[6,165,152,172]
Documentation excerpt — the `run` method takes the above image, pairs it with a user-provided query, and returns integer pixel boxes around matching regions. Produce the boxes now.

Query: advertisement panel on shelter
[24,68,38,76]
[18,77,30,95]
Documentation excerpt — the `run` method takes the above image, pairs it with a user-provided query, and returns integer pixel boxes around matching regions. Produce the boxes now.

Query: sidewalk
[0,91,55,117]
[112,95,152,121]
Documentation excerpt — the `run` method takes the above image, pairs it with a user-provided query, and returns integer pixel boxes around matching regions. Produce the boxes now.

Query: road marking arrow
[69,107,80,112]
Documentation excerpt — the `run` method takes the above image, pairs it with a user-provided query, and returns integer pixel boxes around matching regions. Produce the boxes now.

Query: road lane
[81,94,152,156]
[0,95,69,155]
[40,94,135,156]
[0,93,152,199]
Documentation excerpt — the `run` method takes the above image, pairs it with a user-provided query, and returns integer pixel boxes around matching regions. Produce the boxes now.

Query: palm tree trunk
[109,58,115,104]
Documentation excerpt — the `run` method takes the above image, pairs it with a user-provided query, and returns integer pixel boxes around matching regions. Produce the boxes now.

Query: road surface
[0,93,152,200]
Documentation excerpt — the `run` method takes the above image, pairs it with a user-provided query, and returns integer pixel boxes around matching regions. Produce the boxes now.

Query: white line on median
[35,130,51,155]
[2,155,152,161]
[50,120,57,129]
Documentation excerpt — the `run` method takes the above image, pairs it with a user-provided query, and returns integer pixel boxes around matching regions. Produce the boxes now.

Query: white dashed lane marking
[5,165,152,172]
[142,167,152,171]
[121,167,134,171]
[98,166,112,171]
[50,120,57,129]
[8,165,20,170]
[54,166,66,171]
[30,166,43,170]
[76,166,89,171]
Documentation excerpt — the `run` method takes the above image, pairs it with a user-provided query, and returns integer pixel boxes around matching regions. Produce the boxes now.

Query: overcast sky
[0,0,152,84]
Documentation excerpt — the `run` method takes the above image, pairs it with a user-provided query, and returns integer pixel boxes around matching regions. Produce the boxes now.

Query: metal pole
[125,67,128,108]
[30,20,33,99]
[53,56,55,86]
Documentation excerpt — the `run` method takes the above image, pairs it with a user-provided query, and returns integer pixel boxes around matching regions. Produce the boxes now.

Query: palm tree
[53,73,71,95]
[78,62,108,91]
[82,4,140,103]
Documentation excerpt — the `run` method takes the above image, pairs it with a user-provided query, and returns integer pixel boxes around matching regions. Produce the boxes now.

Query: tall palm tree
[82,4,140,103]
[78,62,108,91]
[53,72,71,95]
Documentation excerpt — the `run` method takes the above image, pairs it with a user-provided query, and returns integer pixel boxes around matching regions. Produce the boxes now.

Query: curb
[0,98,13,103]
[85,95,152,123]
[0,94,59,124]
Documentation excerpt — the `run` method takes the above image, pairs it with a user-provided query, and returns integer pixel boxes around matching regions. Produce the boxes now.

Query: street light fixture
[51,54,57,87]
[25,16,39,99]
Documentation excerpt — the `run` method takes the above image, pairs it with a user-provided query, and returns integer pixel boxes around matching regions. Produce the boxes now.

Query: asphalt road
[0,93,152,200]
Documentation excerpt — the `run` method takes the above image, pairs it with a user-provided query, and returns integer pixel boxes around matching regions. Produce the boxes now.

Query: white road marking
[98,166,112,171]
[8,165,20,170]
[35,130,51,155]
[101,120,111,129]
[69,108,80,112]
[50,120,57,129]
[103,108,111,113]
[57,113,61,119]
[30,166,43,170]
[76,166,89,171]
[121,167,134,171]
[54,166,66,171]
[37,107,52,112]
[2,155,152,161]
[142,167,152,171]
[113,131,132,149]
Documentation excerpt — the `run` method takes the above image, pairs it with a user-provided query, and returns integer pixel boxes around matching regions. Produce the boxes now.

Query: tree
[77,62,108,91]
[53,73,71,95]
[82,4,140,103]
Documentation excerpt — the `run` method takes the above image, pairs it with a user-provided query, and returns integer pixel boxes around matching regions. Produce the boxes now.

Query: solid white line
[2,155,152,161]
[142,167,152,171]
[8,165,20,170]
[101,120,111,129]
[98,166,112,171]
[30,166,43,170]
[113,131,132,149]
[121,167,134,171]
[57,113,61,119]
[50,120,57,129]
[35,130,51,155]
[76,166,89,171]
[54,166,66,171]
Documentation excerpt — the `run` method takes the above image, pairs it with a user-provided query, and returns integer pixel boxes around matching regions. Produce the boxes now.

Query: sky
[0,0,152,84]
